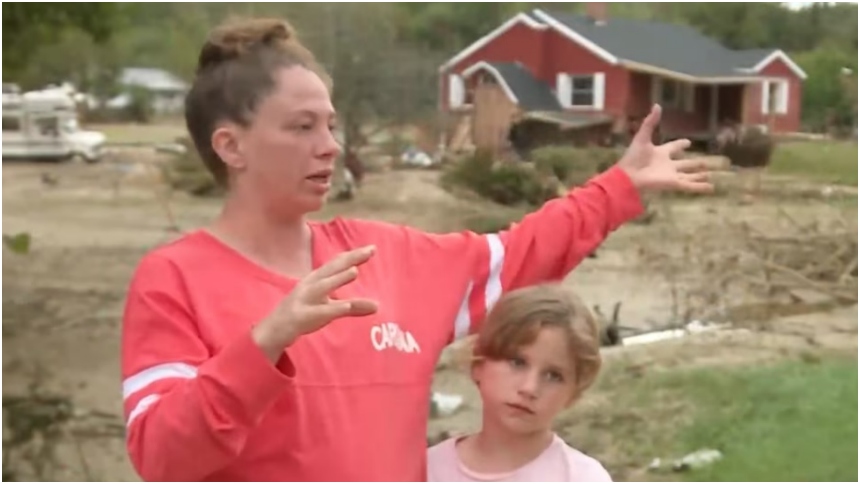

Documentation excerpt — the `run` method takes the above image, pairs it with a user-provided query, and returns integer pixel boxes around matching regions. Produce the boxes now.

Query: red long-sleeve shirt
[120,166,644,481]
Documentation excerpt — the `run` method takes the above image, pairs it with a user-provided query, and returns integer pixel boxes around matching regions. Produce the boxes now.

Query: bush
[161,137,223,197]
[530,146,622,187]
[714,125,775,169]
[441,149,557,207]
[462,213,519,234]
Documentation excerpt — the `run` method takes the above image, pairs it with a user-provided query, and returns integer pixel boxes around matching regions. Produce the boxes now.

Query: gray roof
[488,62,562,111]
[522,111,613,129]
[542,11,777,78]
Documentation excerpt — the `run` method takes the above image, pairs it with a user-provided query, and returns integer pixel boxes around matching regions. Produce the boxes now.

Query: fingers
[346,299,379,317]
[681,171,711,184]
[677,172,714,193]
[309,266,360,300]
[632,104,662,146]
[660,138,691,157]
[674,156,727,173]
[311,298,379,321]
[307,245,375,282]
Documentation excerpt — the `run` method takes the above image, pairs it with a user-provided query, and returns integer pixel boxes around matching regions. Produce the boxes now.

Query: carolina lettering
[370,322,421,353]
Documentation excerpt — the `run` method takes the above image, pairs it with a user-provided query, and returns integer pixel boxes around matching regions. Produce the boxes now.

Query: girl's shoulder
[427,434,461,459]
[554,436,613,482]
[426,435,466,482]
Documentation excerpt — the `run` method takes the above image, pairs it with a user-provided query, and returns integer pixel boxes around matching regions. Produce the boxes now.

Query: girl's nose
[517,371,540,400]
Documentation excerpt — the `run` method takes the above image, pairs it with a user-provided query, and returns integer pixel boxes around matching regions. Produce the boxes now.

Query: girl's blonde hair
[472,284,602,399]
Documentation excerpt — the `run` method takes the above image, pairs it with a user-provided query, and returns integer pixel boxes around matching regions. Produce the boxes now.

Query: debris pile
[3,390,124,481]
[638,206,857,327]
[739,212,858,304]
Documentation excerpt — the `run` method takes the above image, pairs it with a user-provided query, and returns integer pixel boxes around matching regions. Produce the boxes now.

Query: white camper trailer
[2,83,106,163]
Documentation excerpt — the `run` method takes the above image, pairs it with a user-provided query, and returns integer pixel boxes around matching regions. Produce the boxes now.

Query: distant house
[107,67,189,115]
[439,4,807,155]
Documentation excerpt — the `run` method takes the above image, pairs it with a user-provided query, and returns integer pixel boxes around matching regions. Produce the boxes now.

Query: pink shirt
[120,166,642,481]
[427,434,613,482]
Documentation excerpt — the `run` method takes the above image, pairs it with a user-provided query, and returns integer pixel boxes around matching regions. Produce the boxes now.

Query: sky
[782,1,854,10]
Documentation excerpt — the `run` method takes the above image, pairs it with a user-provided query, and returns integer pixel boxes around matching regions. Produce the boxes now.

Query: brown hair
[184,17,331,185]
[473,284,602,399]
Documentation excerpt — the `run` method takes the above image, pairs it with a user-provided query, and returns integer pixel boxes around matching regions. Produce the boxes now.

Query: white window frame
[448,73,466,109]
[556,72,605,110]
[761,79,789,115]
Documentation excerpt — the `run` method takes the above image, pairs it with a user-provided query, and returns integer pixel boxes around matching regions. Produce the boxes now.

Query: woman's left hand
[617,104,716,194]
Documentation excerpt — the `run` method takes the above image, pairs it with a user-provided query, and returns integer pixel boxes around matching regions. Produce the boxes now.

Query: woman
[120,17,712,482]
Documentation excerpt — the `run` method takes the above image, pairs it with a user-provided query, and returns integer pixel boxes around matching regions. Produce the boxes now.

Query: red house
[439,5,807,154]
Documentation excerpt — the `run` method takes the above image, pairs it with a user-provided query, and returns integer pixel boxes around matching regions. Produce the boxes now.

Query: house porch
[627,72,754,146]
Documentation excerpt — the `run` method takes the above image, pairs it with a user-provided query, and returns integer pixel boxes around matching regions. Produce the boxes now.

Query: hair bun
[197,17,297,73]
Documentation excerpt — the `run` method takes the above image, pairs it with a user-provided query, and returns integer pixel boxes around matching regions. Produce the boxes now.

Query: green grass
[659,358,858,482]
[770,140,858,186]
[87,121,187,145]
[566,355,858,482]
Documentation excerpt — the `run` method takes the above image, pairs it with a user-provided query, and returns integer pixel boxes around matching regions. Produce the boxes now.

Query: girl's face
[472,326,578,435]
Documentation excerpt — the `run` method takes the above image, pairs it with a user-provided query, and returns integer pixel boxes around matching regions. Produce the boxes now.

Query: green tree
[2,3,121,82]
[795,48,857,131]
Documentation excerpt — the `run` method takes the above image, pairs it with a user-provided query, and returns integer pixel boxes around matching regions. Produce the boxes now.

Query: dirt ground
[2,148,856,481]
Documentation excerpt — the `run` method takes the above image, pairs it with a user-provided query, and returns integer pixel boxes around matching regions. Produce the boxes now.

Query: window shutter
[557,73,572,108]
[593,72,606,110]
[683,83,695,112]
[776,81,789,114]
[760,81,771,114]
[449,74,464,108]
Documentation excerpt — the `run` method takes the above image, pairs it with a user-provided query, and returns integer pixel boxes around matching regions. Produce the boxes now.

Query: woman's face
[224,65,341,217]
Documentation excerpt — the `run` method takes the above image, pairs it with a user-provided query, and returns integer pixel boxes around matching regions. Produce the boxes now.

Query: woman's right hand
[252,245,379,361]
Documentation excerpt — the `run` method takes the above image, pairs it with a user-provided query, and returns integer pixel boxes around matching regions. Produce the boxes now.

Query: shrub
[161,137,223,197]
[530,146,623,187]
[463,213,519,234]
[441,149,557,207]
[714,125,775,169]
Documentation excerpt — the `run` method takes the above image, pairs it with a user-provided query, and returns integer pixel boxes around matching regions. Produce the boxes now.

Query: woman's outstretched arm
[362,105,713,343]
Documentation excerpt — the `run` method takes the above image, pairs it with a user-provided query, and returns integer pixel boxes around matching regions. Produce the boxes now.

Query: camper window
[3,116,21,132]
[34,117,60,137]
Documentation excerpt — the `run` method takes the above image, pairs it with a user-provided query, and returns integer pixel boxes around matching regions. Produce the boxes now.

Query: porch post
[709,85,719,131]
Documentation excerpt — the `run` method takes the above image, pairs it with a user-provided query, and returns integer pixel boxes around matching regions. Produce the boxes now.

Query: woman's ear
[211,124,246,171]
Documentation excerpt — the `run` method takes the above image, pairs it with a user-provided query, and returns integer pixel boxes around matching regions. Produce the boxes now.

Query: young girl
[428,284,611,482]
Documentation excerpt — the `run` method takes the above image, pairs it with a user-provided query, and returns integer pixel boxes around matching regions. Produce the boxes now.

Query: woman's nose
[318,129,342,158]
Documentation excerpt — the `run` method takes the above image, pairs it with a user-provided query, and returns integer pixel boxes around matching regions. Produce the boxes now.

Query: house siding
[439,14,805,140]
[743,57,802,133]
[441,21,547,112]
[543,29,627,121]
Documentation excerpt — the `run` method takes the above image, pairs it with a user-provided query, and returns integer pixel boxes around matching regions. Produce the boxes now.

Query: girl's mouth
[505,403,535,415]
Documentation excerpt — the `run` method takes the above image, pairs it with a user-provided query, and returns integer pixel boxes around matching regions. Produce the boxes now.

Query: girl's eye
[508,357,526,369]
[545,371,564,383]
